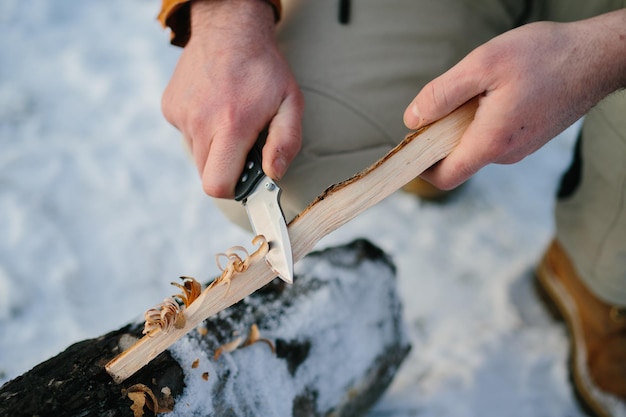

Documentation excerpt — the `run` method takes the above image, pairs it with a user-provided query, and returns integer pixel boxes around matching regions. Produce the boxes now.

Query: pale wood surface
[105,98,478,383]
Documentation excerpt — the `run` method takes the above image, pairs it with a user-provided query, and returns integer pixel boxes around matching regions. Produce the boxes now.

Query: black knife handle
[234,129,268,202]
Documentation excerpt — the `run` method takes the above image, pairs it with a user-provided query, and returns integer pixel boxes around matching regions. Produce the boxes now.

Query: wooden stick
[105,98,477,383]
[288,98,477,259]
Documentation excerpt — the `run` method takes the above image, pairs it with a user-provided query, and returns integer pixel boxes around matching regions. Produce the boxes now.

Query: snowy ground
[1,1,587,416]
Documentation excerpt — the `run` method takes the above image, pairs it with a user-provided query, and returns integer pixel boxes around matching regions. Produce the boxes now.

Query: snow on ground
[0,1,586,416]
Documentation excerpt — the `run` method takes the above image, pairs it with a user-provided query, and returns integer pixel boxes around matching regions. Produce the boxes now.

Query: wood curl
[142,236,269,336]
[171,276,202,308]
[210,235,269,294]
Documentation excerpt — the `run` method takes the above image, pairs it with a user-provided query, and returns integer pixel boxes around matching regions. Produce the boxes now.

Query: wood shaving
[202,372,209,381]
[211,235,269,294]
[127,391,146,417]
[171,276,202,307]
[213,324,275,360]
[142,277,202,336]
[213,336,243,360]
[125,384,160,417]
[141,236,268,336]
[243,323,276,353]
[196,325,208,336]
[143,298,181,336]
[191,358,200,369]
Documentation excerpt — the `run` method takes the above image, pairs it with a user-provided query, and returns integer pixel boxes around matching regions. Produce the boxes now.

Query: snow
[0,1,588,416]
[166,247,407,417]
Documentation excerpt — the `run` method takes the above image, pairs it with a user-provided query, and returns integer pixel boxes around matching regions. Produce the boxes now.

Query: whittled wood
[288,98,477,260]
[105,98,477,383]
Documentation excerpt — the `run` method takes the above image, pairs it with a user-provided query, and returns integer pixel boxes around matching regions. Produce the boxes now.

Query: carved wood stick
[105,98,477,383]
[288,98,477,260]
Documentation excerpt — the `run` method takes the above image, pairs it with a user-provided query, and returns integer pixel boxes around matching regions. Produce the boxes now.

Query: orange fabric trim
[158,0,282,47]
[157,0,187,29]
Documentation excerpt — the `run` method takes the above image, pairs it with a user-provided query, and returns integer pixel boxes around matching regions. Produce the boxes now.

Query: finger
[419,115,496,189]
[200,126,255,199]
[419,140,482,190]
[262,87,304,181]
[404,57,485,130]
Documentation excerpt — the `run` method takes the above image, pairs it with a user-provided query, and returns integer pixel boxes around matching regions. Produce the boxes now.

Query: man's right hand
[161,0,304,198]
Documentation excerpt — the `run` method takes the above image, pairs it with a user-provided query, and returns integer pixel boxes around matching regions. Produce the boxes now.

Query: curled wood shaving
[210,235,269,294]
[143,277,202,336]
[143,298,182,336]
[171,276,202,307]
[214,324,275,360]
[125,384,160,417]
[127,391,147,417]
[243,323,276,353]
[142,236,267,336]
[213,336,243,360]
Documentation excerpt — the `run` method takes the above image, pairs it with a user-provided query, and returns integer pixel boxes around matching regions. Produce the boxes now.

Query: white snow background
[0,1,588,416]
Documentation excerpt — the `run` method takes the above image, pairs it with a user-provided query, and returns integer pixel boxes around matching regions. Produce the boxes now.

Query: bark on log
[0,239,410,417]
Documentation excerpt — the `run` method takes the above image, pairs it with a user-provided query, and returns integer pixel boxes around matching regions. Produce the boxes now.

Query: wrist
[576,9,626,93]
[190,0,276,38]
[158,0,281,47]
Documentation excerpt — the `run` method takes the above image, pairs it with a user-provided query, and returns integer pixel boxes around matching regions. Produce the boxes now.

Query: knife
[105,99,477,384]
[234,130,293,284]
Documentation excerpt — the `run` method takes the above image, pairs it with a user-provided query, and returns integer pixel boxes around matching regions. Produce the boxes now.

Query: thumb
[419,118,488,190]
[403,60,482,130]
[262,88,304,181]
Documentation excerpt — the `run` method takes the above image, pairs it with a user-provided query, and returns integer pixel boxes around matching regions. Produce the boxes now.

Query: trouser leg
[543,0,626,307]
[555,92,626,306]
[542,0,625,23]
[216,0,529,229]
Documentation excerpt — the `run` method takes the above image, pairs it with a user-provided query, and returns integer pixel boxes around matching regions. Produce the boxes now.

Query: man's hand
[162,0,304,198]
[404,10,626,190]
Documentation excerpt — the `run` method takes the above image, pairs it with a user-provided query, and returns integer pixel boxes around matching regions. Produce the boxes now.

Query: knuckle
[279,126,302,156]
[202,178,232,199]
[161,90,178,127]
[187,113,208,139]
[431,83,450,111]
[291,88,305,111]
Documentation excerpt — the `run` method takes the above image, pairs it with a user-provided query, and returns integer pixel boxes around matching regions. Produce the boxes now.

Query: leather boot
[536,239,626,417]
[401,176,457,201]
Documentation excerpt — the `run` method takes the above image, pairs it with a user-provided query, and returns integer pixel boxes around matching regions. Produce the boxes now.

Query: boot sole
[533,274,597,417]
[535,258,625,417]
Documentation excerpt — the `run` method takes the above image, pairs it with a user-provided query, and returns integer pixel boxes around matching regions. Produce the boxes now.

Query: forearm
[577,8,626,95]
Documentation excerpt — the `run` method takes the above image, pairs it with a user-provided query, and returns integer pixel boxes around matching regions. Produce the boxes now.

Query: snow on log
[0,239,410,417]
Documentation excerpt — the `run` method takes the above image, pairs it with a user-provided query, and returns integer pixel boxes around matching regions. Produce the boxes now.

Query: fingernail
[404,103,421,130]
[411,103,421,127]
[273,155,288,180]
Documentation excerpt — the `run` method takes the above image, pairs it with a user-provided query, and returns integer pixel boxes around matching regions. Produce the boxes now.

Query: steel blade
[244,177,293,283]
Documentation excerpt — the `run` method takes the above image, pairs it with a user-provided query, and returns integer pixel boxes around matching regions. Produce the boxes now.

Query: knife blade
[234,130,293,284]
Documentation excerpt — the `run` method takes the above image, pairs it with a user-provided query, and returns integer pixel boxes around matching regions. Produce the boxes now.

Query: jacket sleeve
[158,0,282,47]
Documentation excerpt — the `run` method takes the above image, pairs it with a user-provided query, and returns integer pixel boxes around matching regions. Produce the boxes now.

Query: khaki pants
[216,0,626,305]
